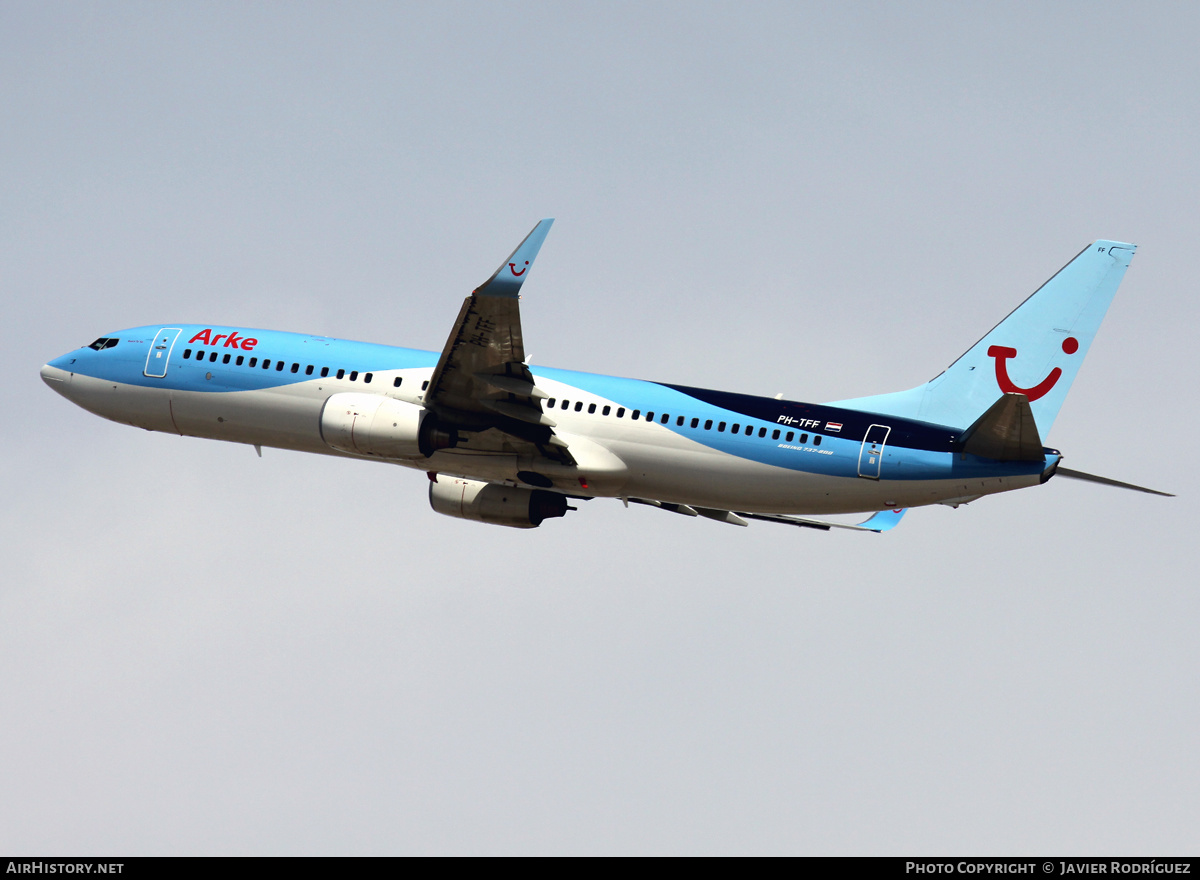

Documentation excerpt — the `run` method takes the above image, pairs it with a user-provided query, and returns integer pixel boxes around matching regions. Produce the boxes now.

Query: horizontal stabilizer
[1054,467,1174,497]
[957,393,1044,461]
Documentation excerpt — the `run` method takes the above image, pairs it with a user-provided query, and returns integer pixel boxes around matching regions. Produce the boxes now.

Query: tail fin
[831,241,1137,436]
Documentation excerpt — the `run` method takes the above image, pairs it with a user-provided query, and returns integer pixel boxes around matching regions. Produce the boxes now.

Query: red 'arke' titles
[188,329,258,351]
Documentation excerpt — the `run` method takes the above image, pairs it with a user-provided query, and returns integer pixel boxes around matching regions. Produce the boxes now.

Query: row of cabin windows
[180,347,410,386]
[542,397,821,445]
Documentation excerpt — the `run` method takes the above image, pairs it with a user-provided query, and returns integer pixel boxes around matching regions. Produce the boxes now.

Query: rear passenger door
[857,424,891,479]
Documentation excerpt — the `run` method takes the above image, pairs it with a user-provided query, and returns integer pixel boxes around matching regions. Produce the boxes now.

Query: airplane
[39,220,1171,532]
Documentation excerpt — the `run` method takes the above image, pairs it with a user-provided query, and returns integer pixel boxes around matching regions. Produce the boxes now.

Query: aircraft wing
[736,508,907,532]
[627,498,907,533]
[424,220,573,463]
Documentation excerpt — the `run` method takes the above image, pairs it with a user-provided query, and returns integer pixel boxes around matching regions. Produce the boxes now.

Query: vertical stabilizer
[830,241,1136,436]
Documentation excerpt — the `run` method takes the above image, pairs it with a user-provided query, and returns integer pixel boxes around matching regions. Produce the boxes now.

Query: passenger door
[143,328,182,378]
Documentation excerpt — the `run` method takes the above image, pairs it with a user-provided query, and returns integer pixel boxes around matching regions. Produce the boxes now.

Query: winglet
[474,219,555,298]
[856,508,907,532]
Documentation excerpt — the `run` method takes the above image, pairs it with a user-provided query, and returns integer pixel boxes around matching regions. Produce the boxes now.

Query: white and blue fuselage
[43,228,1156,531]
[41,322,1051,517]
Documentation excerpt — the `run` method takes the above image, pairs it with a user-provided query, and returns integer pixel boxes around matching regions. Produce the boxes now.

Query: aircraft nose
[40,362,73,394]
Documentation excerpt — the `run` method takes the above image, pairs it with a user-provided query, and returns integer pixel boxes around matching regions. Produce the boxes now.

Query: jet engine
[429,476,569,528]
[320,392,457,459]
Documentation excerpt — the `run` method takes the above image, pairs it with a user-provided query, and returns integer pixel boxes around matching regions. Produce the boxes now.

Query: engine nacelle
[429,477,569,529]
[320,392,457,459]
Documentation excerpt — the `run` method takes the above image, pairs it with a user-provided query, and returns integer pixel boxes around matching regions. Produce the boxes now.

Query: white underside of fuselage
[44,366,1041,516]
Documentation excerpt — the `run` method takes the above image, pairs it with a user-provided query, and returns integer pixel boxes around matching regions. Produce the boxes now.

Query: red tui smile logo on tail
[987,337,1078,401]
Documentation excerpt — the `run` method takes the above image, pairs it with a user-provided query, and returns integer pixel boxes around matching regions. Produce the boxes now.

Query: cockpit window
[86,338,119,351]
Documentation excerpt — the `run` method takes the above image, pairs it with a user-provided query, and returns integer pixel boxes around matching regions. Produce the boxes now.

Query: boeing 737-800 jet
[40,220,1170,531]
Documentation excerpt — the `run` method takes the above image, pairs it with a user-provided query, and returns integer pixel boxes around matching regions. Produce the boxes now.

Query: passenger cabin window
[646,412,654,421]
[183,349,192,359]
[661,414,669,424]
[249,357,258,368]
[616,407,625,418]
[421,380,429,390]
[209,352,218,362]
[393,376,402,387]
[291,363,299,373]
[364,373,373,384]
[349,370,358,381]
[305,365,314,375]
[262,360,271,369]
[275,361,284,371]
[236,356,244,366]
[676,416,684,426]
[745,425,753,436]
[732,423,740,433]
[799,433,807,443]
[787,432,795,442]
[704,419,713,430]
[223,354,231,364]
[321,367,329,378]
[772,429,780,439]
[632,410,641,420]
[574,401,582,412]
[336,369,345,379]
[758,427,766,437]
[561,400,569,410]
[602,405,611,416]
[813,435,822,446]
[588,403,596,414]
[718,422,726,432]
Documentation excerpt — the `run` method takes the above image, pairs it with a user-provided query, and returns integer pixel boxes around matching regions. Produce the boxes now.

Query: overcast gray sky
[3,1,1197,855]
